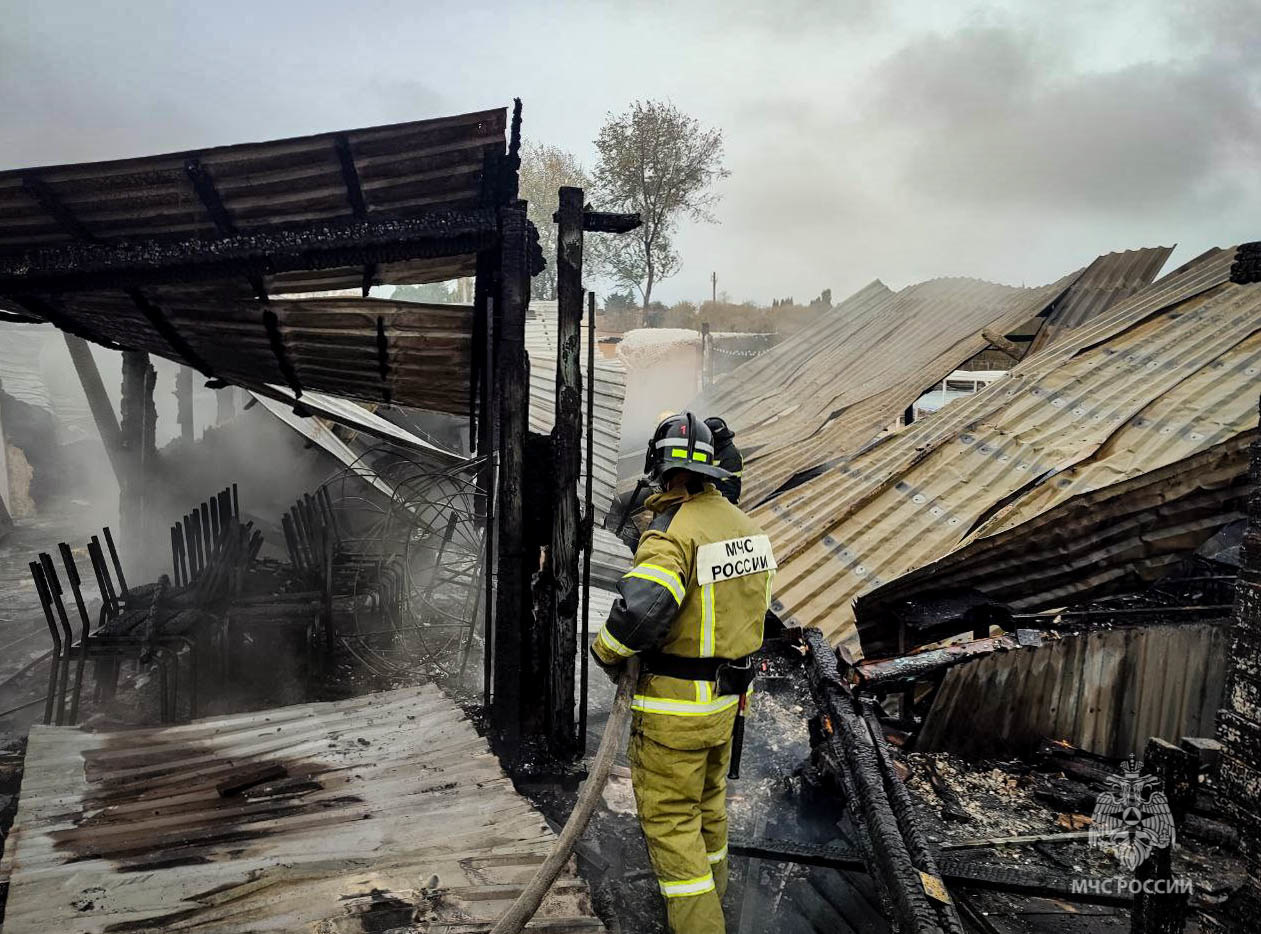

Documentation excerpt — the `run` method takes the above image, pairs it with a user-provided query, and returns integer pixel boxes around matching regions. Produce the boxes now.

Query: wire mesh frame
[317,446,492,694]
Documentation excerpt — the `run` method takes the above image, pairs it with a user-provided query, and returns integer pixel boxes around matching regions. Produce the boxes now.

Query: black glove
[590,643,624,685]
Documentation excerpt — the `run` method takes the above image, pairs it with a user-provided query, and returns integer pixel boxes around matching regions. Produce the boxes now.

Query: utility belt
[641,651,756,695]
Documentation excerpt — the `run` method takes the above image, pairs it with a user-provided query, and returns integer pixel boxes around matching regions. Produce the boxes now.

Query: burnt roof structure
[0,105,538,413]
[758,246,1261,652]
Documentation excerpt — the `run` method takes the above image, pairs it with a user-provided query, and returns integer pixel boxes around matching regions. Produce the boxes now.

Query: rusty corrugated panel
[1025,246,1172,355]
[46,293,473,415]
[917,622,1231,759]
[854,431,1254,656]
[756,247,1254,649]
[703,273,1082,505]
[0,686,604,933]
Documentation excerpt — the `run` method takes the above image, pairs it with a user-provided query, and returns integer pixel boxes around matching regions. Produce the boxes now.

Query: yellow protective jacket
[592,482,776,749]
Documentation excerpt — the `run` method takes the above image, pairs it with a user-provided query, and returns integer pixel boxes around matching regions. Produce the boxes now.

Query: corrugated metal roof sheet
[527,300,627,523]
[0,108,506,292]
[701,273,1082,505]
[37,293,475,415]
[756,246,1257,651]
[854,431,1254,655]
[917,622,1230,759]
[1025,246,1172,354]
[251,385,465,465]
[0,685,603,932]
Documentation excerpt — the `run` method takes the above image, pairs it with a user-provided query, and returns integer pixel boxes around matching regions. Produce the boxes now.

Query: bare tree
[593,100,729,308]
[518,140,591,301]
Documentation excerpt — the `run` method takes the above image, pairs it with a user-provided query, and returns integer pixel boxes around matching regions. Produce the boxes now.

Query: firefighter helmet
[644,411,732,482]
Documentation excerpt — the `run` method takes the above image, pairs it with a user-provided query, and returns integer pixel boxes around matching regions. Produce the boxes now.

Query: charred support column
[548,186,584,755]
[119,350,157,567]
[492,203,533,748]
[176,365,194,442]
[1216,394,1261,923]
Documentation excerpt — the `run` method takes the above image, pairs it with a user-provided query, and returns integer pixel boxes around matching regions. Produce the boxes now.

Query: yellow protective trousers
[630,729,733,934]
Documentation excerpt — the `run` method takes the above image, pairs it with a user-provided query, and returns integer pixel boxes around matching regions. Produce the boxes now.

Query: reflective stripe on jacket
[592,482,775,749]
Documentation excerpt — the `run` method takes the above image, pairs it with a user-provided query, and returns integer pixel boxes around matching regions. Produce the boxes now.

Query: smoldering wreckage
[0,103,1257,934]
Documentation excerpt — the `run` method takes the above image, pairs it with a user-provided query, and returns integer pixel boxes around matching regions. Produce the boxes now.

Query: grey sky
[3,0,1258,305]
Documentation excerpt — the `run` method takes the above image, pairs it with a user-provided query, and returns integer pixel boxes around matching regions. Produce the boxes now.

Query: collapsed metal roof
[700,273,1082,504]
[0,685,602,932]
[1024,245,1173,355]
[756,246,1260,651]
[854,430,1254,654]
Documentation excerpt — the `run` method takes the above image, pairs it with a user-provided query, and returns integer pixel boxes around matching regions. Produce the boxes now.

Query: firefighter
[591,411,776,934]
[703,416,743,505]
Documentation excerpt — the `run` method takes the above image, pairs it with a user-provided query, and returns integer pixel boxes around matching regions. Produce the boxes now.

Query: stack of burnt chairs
[281,487,406,659]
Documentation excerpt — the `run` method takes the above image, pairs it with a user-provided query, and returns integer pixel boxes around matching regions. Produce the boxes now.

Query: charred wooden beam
[728,836,1132,907]
[22,176,97,242]
[125,287,216,377]
[262,308,302,397]
[375,315,391,405]
[547,186,585,756]
[980,328,1023,360]
[184,158,237,235]
[491,203,532,750]
[0,208,500,294]
[803,627,964,934]
[580,210,640,234]
[853,633,1030,689]
[333,135,369,219]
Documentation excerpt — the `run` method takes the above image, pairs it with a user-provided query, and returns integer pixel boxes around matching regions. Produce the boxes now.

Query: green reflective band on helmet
[691,451,708,462]
[671,448,688,459]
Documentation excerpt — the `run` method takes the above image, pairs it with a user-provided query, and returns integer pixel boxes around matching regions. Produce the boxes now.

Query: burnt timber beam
[184,158,237,236]
[580,210,640,234]
[804,628,965,934]
[125,287,216,377]
[980,328,1023,360]
[21,176,97,242]
[0,208,500,295]
[727,837,1132,907]
[119,350,157,566]
[184,157,267,299]
[491,203,531,749]
[333,135,369,219]
[548,185,584,755]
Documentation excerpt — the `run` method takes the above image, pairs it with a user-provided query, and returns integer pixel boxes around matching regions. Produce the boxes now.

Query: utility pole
[711,271,717,305]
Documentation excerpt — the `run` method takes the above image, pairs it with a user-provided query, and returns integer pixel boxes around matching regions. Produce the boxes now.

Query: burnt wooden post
[176,365,194,442]
[491,203,532,748]
[548,186,585,754]
[1216,392,1261,924]
[119,350,156,568]
[62,334,125,482]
